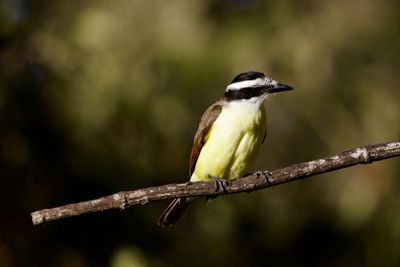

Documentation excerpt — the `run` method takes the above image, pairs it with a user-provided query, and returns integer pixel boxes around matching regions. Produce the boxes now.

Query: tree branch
[31,140,400,225]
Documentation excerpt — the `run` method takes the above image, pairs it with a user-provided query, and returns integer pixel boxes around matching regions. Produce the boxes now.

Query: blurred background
[1,0,399,266]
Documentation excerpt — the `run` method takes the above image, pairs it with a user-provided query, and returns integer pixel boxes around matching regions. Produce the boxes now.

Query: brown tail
[158,197,192,227]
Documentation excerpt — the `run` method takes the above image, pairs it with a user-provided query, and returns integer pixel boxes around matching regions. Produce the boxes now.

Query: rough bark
[31,140,400,225]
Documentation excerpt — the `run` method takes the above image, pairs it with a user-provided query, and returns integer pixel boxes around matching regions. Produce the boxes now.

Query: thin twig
[31,140,400,225]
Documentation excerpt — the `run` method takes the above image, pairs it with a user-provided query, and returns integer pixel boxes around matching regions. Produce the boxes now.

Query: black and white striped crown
[223,71,293,100]
[226,71,271,91]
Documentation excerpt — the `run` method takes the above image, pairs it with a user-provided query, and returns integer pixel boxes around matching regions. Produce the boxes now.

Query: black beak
[265,83,294,93]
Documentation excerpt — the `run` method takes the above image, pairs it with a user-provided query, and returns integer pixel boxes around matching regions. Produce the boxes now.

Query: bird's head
[224,71,293,101]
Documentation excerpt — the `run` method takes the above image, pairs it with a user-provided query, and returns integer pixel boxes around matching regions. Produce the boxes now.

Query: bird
[158,71,293,227]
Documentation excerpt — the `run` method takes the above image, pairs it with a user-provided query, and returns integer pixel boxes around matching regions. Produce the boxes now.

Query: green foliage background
[1,0,399,266]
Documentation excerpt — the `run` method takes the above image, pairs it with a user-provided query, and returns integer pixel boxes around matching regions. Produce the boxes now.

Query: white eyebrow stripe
[226,78,266,91]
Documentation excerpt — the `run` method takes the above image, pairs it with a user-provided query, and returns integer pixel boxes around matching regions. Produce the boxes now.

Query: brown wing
[189,101,224,176]
[262,128,267,144]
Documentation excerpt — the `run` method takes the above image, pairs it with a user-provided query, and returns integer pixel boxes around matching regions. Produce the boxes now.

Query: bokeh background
[1,0,400,266]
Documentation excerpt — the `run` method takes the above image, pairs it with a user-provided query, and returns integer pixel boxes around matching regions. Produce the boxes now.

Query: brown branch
[31,140,400,225]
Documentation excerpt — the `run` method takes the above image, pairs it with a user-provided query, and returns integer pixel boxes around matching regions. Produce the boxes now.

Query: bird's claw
[255,170,272,185]
[204,176,230,203]
[209,176,229,193]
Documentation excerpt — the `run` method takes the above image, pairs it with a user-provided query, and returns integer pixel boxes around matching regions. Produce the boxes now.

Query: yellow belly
[190,101,267,182]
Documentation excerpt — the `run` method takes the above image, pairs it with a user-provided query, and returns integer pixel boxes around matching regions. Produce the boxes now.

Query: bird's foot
[205,176,230,203]
[254,170,273,186]
[210,176,230,193]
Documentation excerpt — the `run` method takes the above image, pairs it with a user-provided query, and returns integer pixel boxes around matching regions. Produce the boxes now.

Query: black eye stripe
[224,86,266,100]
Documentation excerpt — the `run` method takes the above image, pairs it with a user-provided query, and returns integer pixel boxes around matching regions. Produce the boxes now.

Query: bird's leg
[212,176,230,193]
[205,175,230,203]
[254,170,272,186]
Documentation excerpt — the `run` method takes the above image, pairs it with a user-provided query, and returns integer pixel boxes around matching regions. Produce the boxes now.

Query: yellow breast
[191,100,267,182]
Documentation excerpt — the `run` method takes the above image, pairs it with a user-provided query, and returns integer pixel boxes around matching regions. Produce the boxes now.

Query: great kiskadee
[158,71,293,227]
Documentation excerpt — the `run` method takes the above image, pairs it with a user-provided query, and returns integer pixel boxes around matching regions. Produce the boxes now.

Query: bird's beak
[265,83,294,93]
